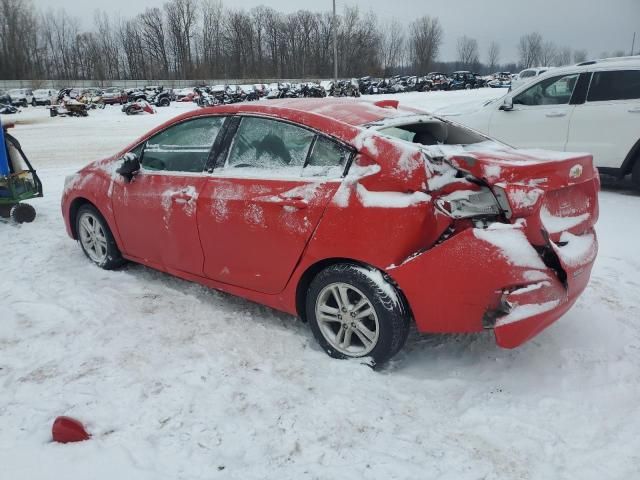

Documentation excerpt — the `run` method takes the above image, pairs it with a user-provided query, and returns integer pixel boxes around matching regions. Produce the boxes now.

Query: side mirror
[116,152,140,182]
[500,96,514,111]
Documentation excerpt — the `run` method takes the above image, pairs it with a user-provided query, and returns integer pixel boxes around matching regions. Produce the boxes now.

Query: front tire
[306,263,410,365]
[75,204,124,269]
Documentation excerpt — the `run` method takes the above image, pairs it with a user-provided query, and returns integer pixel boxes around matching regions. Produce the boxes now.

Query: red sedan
[62,98,599,364]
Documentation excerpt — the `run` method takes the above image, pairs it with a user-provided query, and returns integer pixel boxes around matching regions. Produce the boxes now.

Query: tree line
[0,0,616,81]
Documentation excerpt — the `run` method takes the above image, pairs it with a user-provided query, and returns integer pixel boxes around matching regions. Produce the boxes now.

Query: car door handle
[545,111,567,118]
[278,196,308,209]
[171,191,194,204]
[628,107,640,113]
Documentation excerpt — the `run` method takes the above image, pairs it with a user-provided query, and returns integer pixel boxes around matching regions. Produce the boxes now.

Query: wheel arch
[619,136,640,177]
[294,257,413,323]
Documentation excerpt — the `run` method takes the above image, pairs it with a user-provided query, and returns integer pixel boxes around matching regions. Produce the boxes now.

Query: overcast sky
[32,0,639,63]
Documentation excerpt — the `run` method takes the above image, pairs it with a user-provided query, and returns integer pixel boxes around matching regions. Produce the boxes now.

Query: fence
[0,78,329,90]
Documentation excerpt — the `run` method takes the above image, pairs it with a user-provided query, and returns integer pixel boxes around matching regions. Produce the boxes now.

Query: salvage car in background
[32,89,57,106]
[62,98,599,364]
[102,87,127,105]
[511,67,552,90]
[451,56,640,187]
[7,88,33,107]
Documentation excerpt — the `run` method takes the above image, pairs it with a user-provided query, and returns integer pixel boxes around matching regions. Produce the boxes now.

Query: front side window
[514,73,579,106]
[587,70,640,102]
[142,116,225,173]
[223,117,315,173]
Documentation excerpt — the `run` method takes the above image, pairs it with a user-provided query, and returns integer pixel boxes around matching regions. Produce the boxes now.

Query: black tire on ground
[22,100,28,107]
[159,97,170,107]
[75,204,125,270]
[125,106,134,115]
[306,263,411,365]
[32,99,37,107]
[632,157,640,190]
[10,203,36,223]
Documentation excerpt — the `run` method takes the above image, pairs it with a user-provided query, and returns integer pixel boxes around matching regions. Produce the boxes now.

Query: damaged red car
[61,98,599,364]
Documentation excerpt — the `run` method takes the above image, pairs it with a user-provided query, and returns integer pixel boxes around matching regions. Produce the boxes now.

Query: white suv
[451,56,640,187]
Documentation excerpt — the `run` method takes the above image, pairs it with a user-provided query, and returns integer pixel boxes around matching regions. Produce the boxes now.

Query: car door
[111,115,227,275]
[488,72,580,151]
[566,68,640,169]
[198,115,352,294]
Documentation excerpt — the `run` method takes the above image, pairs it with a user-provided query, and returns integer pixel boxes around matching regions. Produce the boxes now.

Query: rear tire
[75,204,125,270]
[306,263,410,365]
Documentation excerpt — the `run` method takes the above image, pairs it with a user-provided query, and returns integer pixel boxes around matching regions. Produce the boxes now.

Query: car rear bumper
[388,225,597,349]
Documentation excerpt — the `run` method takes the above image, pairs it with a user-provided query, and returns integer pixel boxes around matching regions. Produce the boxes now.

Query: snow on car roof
[260,98,425,126]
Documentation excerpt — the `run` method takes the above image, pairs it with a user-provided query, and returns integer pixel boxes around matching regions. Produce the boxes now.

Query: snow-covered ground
[1,90,639,480]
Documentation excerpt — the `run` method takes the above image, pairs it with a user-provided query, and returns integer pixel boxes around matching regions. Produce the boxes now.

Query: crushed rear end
[389,143,599,348]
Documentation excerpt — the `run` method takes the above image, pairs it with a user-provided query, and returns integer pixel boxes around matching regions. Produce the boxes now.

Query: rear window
[520,70,536,78]
[587,70,640,102]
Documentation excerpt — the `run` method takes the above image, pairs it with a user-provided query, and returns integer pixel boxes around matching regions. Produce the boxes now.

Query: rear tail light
[435,186,503,219]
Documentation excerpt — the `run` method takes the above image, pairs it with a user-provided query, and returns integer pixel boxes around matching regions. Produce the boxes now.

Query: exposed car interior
[377,120,486,146]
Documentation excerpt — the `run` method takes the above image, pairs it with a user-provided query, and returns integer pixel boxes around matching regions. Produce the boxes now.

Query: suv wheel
[632,157,640,190]
[306,263,410,365]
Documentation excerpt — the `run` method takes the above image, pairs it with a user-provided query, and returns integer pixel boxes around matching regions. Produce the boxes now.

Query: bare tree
[487,41,500,71]
[456,35,479,69]
[381,19,405,75]
[539,41,557,66]
[555,46,572,66]
[165,0,197,78]
[573,49,588,63]
[518,32,543,68]
[409,16,443,73]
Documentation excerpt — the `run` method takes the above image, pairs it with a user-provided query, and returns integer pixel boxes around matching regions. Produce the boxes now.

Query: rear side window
[587,70,640,102]
[303,136,351,177]
[224,117,315,171]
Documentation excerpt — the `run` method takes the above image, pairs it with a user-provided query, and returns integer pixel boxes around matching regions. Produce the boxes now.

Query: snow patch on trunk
[541,206,589,234]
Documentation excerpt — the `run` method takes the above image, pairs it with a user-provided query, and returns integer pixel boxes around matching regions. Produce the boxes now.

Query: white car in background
[511,67,552,90]
[449,56,640,187]
[32,89,57,106]
[7,88,34,107]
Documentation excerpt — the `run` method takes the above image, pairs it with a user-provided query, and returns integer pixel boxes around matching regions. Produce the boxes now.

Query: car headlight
[435,187,503,219]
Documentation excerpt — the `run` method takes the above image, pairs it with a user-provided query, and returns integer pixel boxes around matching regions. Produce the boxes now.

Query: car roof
[511,55,640,94]
[159,98,428,146]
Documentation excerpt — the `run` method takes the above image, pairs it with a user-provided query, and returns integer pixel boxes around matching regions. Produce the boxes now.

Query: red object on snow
[52,416,90,443]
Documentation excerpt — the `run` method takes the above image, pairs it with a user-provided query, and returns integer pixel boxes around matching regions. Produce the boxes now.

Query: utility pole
[333,0,338,83]
[632,32,636,56]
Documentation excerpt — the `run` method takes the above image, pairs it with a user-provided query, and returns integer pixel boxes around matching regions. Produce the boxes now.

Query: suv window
[223,116,315,173]
[520,70,535,78]
[142,116,225,173]
[587,70,640,102]
[514,73,579,106]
